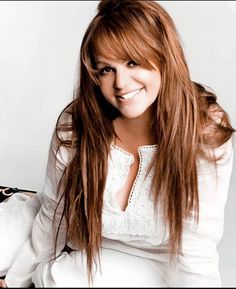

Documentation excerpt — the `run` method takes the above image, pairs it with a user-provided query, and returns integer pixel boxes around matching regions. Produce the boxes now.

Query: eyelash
[98,60,139,76]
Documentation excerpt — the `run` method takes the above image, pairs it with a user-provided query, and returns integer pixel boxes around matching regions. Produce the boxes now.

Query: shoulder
[49,102,74,171]
[195,82,235,166]
[56,102,73,143]
[198,106,234,172]
[202,104,233,146]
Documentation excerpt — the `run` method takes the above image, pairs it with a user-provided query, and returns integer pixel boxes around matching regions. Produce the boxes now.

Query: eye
[127,60,139,67]
[99,66,114,76]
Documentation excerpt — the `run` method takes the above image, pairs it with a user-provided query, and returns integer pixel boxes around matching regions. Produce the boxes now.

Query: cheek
[155,78,161,93]
[151,73,161,93]
[99,79,113,97]
[99,84,114,104]
[138,70,161,91]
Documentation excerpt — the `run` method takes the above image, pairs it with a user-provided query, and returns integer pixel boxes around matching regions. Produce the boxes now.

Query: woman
[1,0,234,287]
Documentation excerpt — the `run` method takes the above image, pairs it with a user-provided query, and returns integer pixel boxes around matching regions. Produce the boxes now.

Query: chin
[120,110,148,119]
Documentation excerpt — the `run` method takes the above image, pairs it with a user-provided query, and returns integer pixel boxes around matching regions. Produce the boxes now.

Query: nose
[113,68,131,91]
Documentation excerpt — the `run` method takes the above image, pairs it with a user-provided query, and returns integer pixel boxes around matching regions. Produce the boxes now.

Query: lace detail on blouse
[102,144,168,245]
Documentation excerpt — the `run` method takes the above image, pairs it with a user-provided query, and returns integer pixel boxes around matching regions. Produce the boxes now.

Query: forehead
[96,56,126,66]
[90,28,160,71]
[91,27,147,68]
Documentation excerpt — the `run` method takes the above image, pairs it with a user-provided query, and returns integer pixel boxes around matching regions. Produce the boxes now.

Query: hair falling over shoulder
[52,0,235,282]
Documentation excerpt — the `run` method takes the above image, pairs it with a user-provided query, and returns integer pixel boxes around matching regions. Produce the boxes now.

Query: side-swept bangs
[81,12,162,84]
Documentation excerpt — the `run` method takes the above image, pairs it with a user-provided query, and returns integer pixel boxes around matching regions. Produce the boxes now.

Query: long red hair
[52,0,235,282]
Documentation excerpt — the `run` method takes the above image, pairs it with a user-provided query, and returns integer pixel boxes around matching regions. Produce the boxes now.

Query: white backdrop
[0,1,235,286]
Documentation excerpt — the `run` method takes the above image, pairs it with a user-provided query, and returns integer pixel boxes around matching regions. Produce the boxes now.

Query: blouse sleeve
[4,129,70,287]
[177,136,234,286]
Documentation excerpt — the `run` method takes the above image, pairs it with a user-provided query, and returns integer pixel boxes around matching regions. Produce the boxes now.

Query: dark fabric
[0,186,37,203]
[1,277,35,288]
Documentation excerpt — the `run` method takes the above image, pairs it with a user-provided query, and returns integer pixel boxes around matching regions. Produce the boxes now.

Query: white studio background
[0,1,235,286]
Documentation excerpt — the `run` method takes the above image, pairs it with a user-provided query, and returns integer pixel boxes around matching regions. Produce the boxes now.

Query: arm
[4,129,69,287]
[177,136,234,286]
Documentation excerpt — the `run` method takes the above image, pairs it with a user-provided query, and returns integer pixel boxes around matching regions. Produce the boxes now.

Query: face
[96,57,161,120]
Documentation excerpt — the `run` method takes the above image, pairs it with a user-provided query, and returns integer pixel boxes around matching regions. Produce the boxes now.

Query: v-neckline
[110,143,158,213]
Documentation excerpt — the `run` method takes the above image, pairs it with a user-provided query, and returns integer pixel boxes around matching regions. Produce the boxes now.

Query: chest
[116,156,140,211]
[102,146,168,244]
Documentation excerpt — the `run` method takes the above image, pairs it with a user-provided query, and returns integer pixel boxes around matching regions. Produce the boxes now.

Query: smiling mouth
[116,88,143,101]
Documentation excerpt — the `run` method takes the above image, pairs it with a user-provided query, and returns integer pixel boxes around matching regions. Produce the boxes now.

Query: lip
[116,88,144,103]
[118,88,141,99]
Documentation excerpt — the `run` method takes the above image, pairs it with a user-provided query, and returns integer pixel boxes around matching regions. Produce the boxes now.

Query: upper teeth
[121,89,140,99]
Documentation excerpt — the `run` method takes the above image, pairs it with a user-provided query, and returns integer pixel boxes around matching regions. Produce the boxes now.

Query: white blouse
[4,136,234,287]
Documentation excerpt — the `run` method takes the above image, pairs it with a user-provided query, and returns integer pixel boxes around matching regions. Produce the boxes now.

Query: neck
[113,109,156,153]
